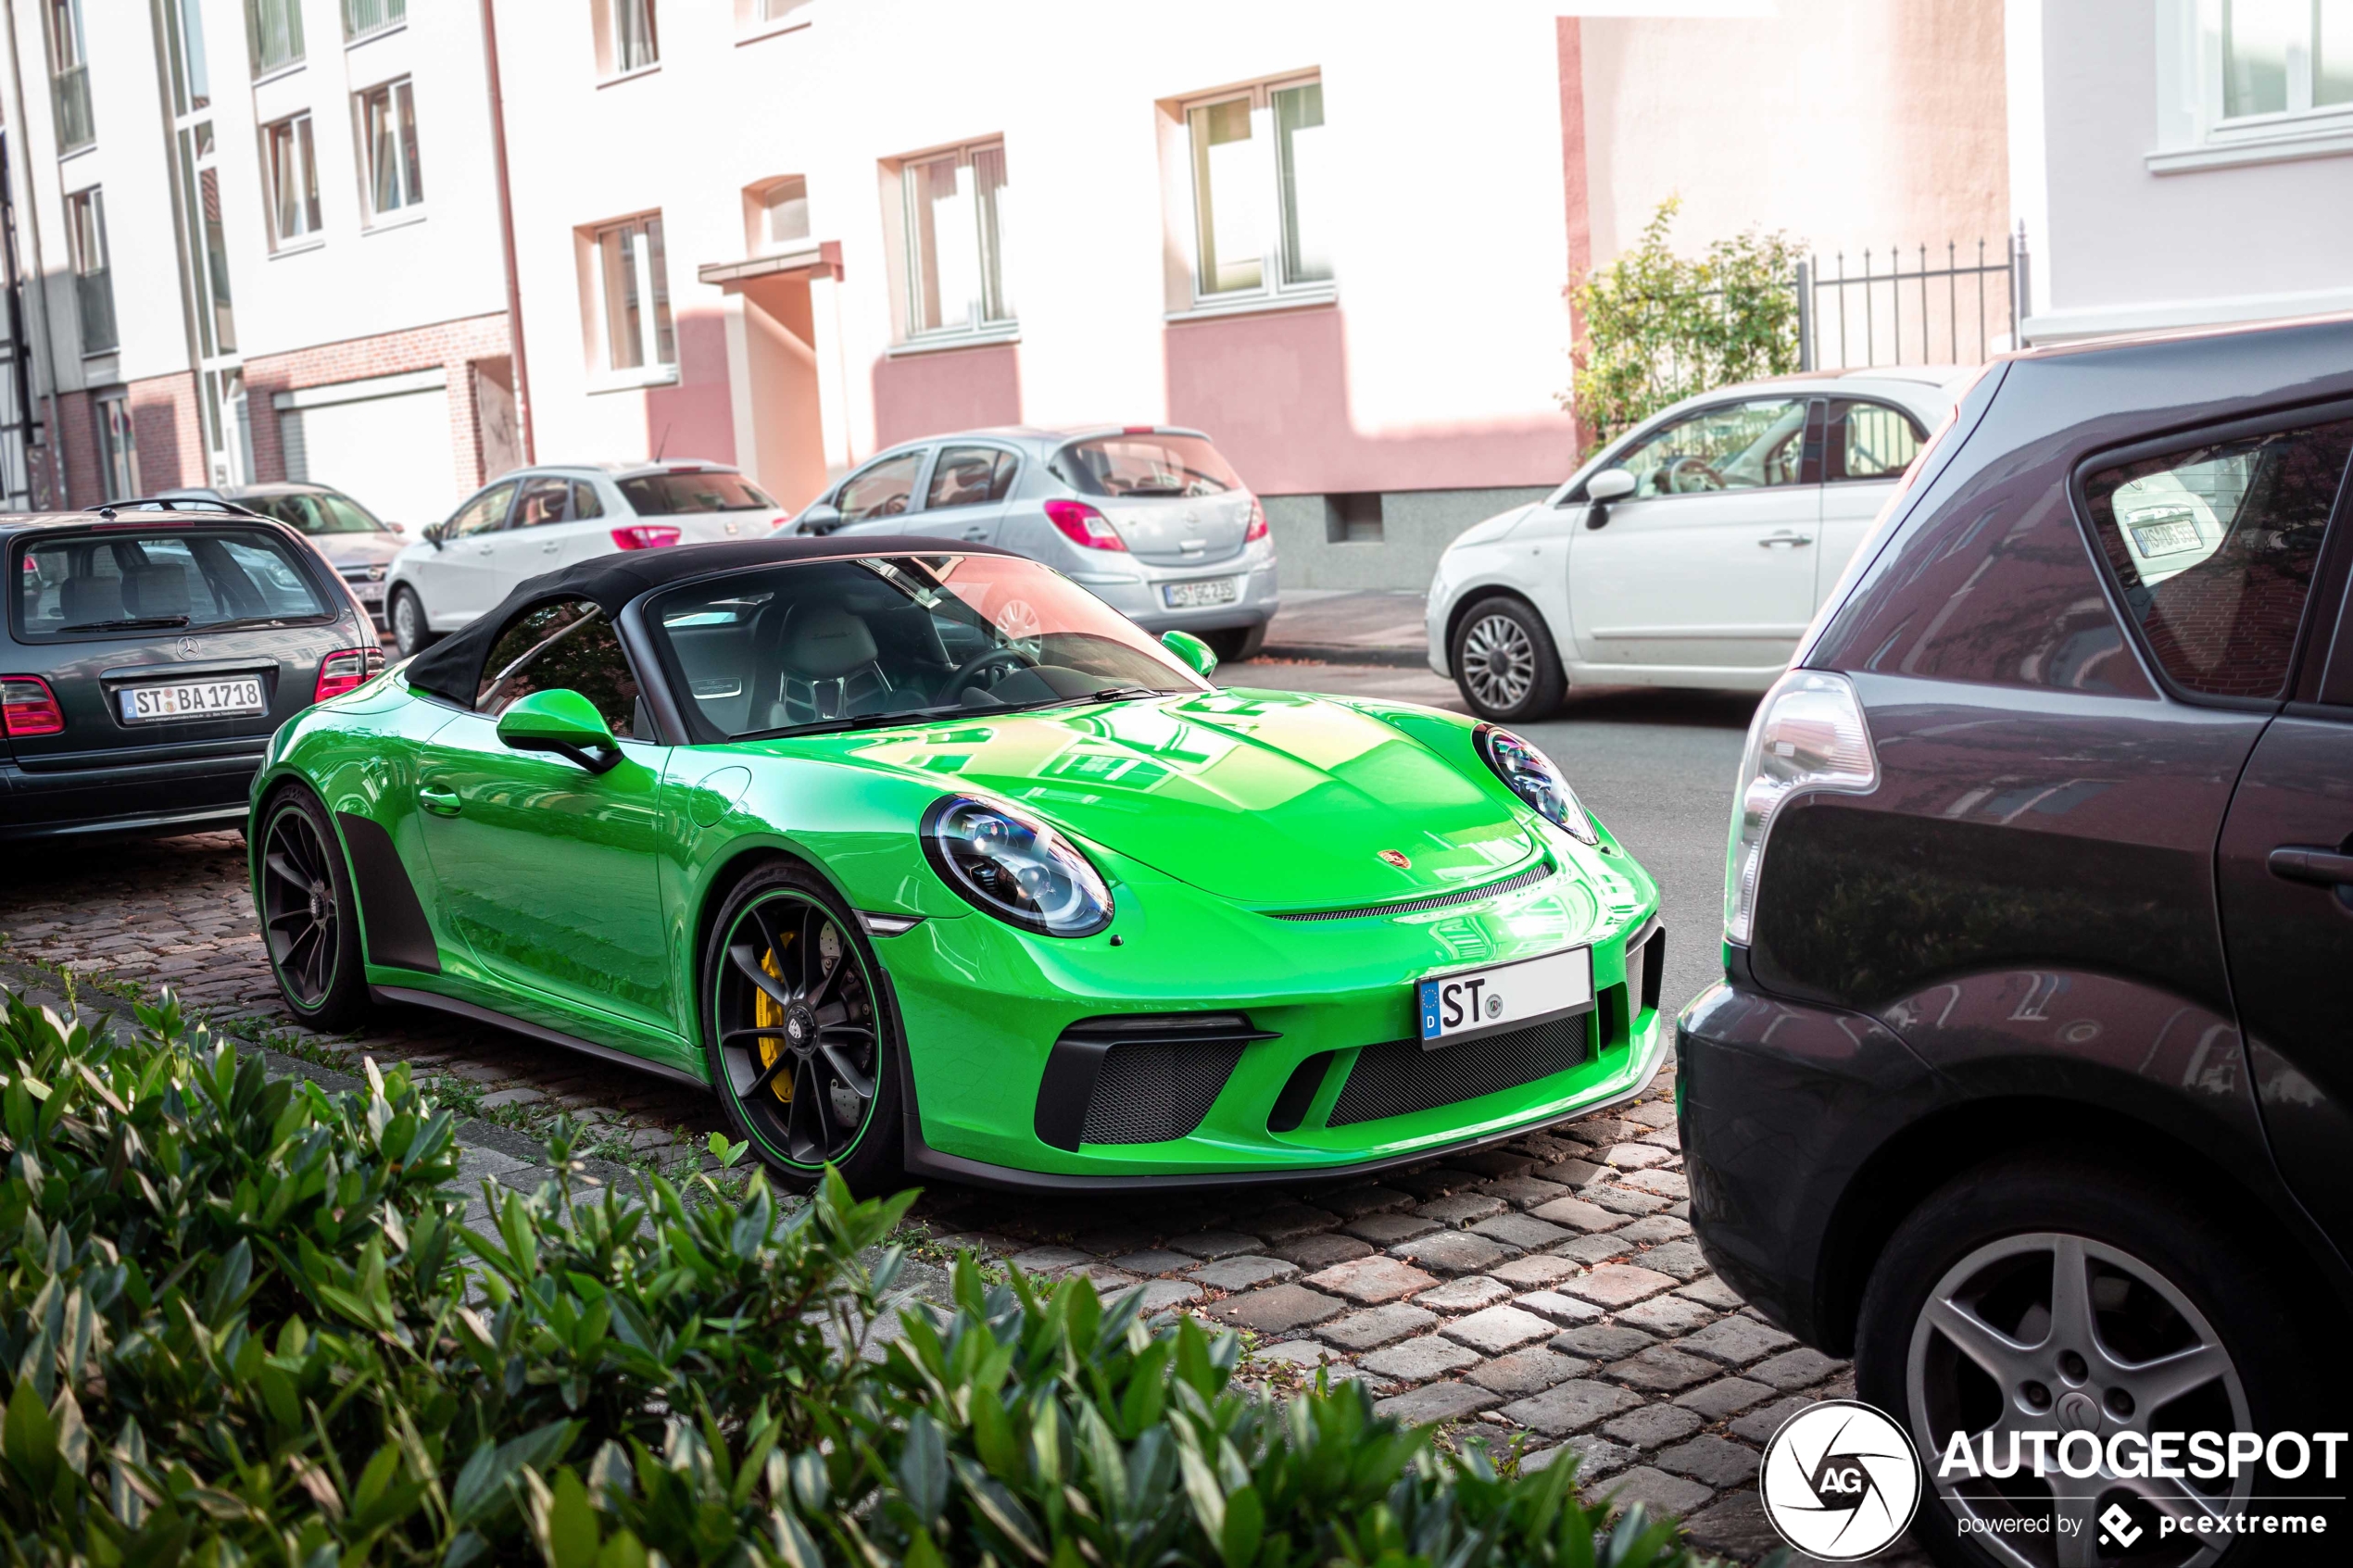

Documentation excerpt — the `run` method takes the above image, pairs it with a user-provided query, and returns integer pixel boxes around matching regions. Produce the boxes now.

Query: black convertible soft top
[402,533,1017,708]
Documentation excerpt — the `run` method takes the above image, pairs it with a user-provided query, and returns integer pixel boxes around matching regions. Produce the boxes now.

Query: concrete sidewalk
[1259,589,1429,668]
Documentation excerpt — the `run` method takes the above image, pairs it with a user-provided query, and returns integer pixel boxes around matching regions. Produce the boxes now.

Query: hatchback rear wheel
[1452,596,1562,721]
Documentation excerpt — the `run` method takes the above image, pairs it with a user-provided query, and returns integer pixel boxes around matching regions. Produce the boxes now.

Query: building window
[246,0,303,75]
[592,214,674,373]
[2222,0,2353,117]
[598,0,659,76]
[47,0,94,153]
[94,394,139,500]
[358,78,422,217]
[1180,75,1331,307]
[760,175,810,248]
[66,189,115,355]
[344,0,404,42]
[263,115,321,245]
[899,140,1012,340]
[753,0,808,21]
[165,0,209,115]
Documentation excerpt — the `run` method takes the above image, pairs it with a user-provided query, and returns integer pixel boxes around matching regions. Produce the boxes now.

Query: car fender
[1429,531,1573,674]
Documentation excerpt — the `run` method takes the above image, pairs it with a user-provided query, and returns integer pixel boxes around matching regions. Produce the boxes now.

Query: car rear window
[1050,433,1243,497]
[13,528,333,639]
[617,471,774,515]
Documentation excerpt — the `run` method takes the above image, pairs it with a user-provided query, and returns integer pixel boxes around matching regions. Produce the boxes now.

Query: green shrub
[1567,197,1804,452]
[0,986,1714,1567]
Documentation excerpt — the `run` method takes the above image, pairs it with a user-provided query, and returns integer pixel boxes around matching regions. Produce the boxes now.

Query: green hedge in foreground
[0,986,1712,1568]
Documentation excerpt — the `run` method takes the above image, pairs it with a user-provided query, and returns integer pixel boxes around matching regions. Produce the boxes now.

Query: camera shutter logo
[1760,1399,1921,1560]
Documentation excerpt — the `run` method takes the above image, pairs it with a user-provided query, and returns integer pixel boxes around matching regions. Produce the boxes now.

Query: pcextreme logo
[1759,1400,1921,1560]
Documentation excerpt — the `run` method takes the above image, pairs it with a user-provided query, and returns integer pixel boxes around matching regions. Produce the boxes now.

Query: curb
[1252,642,1431,670]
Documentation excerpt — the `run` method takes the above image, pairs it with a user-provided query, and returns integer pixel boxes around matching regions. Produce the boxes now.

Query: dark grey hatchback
[1679,317,2353,1562]
[1,501,380,842]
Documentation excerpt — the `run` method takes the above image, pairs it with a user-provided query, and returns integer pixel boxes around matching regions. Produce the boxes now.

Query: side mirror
[1161,629,1219,679]
[424,522,447,550]
[1583,467,1636,529]
[496,689,623,773]
[798,501,841,535]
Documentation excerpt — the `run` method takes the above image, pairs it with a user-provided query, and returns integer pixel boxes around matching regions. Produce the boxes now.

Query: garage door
[276,369,461,530]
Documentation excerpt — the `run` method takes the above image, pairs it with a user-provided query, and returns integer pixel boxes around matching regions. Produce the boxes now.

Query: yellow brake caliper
[756,942,792,1102]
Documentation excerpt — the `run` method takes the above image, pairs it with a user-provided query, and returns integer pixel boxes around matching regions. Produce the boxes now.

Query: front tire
[257,786,369,1031]
[1451,596,1563,721]
[389,585,437,658]
[702,862,903,1194]
[1856,1154,2313,1567]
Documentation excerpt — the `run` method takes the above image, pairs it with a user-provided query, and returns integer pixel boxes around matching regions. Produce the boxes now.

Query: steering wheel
[940,646,1033,702]
[1664,454,1725,493]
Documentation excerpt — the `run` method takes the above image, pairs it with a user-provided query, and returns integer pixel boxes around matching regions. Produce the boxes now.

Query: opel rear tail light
[313,647,384,704]
[1245,495,1269,543]
[0,675,64,736]
[1043,499,1126,551]
[611,524,682,550]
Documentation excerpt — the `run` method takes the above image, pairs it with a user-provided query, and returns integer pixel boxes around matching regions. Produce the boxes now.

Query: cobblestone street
[0,826,1926,1565]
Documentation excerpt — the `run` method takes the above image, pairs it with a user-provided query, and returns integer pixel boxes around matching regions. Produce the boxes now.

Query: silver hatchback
[787,426,1278,661]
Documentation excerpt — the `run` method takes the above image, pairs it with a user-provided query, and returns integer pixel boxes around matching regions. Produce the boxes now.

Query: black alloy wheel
[706,864,900,1191]
[258,788,368,1029]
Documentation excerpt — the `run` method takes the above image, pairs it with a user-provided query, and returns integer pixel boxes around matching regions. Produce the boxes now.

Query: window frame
[1610,396,1819,499]
[47,0,94,153]
[925,444,1021,511]
[245,0,304,77]
[343,0,404,44]
[1174,72,1334,318]
[473,596,646,740]
[2150,0,2353,172]
[65,187,115,356]
[893,138,1014,346]
[261,111,322,248]
[834,449,926,522]
[92,392,139,501]
[596,0,661,79]
[355,76,423,222]
[1826,398,1930,484]
[2069,396,2353,711]
[585,212,677,385]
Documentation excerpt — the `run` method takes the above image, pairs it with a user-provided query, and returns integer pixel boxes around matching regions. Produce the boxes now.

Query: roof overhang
[698,239,843,292]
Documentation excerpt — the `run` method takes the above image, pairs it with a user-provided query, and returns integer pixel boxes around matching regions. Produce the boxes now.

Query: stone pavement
[0,827,1928,1565]
[1259,589,1428,667]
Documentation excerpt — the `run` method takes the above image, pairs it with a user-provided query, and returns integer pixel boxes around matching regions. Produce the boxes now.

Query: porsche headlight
[921,795,1114,936]
[1475,723,1598,846]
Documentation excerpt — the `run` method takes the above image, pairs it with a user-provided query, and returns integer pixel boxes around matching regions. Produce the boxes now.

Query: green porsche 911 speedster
[248,537,1666,1190]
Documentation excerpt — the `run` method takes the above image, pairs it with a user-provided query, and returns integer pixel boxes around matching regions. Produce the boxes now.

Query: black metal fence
[1797,226,2029,371]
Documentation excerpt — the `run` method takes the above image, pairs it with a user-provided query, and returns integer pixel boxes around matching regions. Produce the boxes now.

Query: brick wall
[241,312,513,493]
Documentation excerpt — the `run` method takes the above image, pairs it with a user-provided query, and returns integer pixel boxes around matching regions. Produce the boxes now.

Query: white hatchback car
[1427,368,1974,719]
[386,460,788,655]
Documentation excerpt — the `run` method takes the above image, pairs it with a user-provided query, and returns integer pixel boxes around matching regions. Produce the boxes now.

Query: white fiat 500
[1427,368,1973,720]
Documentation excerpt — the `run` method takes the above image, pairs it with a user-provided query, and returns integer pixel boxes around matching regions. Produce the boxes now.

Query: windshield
[1050,434,1243,498]
[647,552,1210,741]
[619,471,774,515]
[248,492,388,534]
[14,528,333,638]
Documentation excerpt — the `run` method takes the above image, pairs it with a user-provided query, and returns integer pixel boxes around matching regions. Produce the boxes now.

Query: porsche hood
[837,689,1544,909]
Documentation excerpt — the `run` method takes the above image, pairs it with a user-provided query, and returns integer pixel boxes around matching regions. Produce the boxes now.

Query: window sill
[886,327,1020,358]
[269,236,327,258]
[597,63,661,89]
[57,141,96,163]
[1164,287,1337,324]
[252,59,306,86]
[587,365,679,394]
[346,20,406,48]
[361,207,429,234]
[736,17,812,45]
[2147,116,2353,173]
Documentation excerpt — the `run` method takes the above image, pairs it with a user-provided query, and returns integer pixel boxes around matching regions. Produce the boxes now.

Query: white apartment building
[2009,0,2353,343]
[0,0,515,522]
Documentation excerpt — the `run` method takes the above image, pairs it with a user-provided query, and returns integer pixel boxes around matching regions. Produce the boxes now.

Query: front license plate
[1162,577,1239,609]
[119,677,266,723]
[1419,947,1592,1047]
[2131,520,2202,558]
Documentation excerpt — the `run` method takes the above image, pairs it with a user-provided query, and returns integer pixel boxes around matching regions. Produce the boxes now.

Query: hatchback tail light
[1,675,63,736]
[1043,499,1126,551]
[1724,670,1878,945]
[1244,495,1269,543]
[313,646,385,704]
[611,524,682,550]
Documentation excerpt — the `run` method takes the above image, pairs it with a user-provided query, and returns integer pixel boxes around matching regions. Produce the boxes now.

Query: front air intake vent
[1326,1011,1596,1128]
[1033,1013,1277,1150]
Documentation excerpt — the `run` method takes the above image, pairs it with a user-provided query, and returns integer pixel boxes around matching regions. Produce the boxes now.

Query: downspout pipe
[478,0,532,465]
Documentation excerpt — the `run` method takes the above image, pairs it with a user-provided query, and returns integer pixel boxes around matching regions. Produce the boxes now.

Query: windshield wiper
[60,616,190,633]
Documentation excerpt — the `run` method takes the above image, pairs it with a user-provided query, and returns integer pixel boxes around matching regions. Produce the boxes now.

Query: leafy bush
[1567,198,1804,452]
[0,986,1712,1567]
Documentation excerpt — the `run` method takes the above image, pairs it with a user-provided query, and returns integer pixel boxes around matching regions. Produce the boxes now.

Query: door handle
[419,783,461,818]
[2268,846,2353,887]
[1759,531,1815,547]
[962,527,988,541]
[542,541,560,553]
